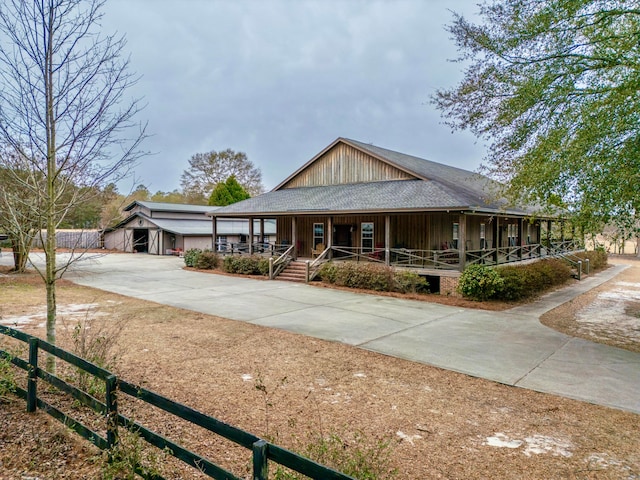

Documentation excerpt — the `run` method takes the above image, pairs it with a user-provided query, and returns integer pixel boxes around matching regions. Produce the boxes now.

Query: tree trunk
[11,238,28,273]
[45,4,57,373]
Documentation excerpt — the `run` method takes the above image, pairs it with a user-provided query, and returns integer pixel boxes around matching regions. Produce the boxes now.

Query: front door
[332,225,352,257]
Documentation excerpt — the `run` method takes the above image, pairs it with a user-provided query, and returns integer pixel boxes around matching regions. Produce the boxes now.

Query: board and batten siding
[281,143,416,188]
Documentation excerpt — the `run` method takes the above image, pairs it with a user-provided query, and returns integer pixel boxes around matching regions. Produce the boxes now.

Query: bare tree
[0,158,40,273]
[180,149,264,203]
[0,0,146,371]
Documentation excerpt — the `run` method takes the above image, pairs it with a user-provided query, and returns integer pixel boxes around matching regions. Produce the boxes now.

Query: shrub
[194,251,220,270]
[0,350,17,400]
[575,249,608,271]
[222,255,269,276]
[318,262,339,284]
[494,258,573,301]
[492,265,526,301]
[318,261,428,294]
[457,264,504,301]
[183,248,202,267]
[393,271,429,294]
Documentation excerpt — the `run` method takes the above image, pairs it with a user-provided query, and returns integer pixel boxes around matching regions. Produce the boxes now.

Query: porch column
[384,215,391,266]
[291,217,297,259]
[518,218,524,260]
[547,220,552,250]
[493,217,500,264]
[327,216,333,260]
[458,213,466,270]
[212,216,217,252]
[260,218,265,245]
[249,216,254,254]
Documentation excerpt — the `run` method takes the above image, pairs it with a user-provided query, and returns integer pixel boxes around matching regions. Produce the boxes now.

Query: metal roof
[124,200,216,214]
[107,212,276,236]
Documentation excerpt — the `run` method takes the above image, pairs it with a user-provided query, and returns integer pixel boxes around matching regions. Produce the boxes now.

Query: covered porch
[211,211,581,274]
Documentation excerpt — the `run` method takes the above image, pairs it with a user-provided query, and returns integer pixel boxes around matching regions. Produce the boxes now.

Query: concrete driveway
[5,251,639,413]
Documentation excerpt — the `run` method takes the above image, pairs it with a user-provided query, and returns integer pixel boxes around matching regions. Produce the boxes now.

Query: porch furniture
[311,243,325,258]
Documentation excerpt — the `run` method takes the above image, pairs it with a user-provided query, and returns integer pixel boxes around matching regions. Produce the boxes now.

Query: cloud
[102,0,484,193]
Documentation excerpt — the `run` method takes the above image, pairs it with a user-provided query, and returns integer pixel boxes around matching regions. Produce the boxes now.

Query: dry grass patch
[0,269,639,479]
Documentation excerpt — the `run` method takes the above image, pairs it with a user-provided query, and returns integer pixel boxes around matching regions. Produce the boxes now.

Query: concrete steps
[277,260,307,282]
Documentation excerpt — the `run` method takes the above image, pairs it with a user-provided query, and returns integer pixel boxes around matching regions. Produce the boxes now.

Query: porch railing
[329,246,386,264]
[269,244,294,279]
[306,245,331,282]
[390,248,460,270]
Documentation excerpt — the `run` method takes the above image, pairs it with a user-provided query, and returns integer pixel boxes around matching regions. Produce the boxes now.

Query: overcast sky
[101,0,483,194]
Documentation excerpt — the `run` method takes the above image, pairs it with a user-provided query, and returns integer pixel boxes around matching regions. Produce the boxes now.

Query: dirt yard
[0,257,639,479]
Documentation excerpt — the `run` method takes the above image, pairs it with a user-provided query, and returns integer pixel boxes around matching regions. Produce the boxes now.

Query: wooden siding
[275,213,540,258]
[281,143,416,188]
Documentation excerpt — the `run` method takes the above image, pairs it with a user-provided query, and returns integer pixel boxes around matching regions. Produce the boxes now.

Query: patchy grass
[0,269,639,479]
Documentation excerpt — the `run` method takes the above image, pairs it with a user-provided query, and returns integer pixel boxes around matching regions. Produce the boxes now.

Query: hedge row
[458,252,608,301]
[222,255,270,276]
[183,249,269,276]
[318,262,429,294]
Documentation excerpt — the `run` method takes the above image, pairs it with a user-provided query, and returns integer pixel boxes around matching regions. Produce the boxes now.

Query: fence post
[577,261,582,281]
[269,257,274,280]
[27,337,38,413]
[252,439,268,480]
[305,260,310,283]
[106,375,119,450]
[585,258,590,275]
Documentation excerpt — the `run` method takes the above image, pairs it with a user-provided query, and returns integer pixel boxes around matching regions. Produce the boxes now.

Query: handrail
[0,324,355,480]
[269,244,294,279]
[307,246,331,282]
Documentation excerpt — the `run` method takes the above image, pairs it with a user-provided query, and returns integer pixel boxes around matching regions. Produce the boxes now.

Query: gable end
[280,142,417,188]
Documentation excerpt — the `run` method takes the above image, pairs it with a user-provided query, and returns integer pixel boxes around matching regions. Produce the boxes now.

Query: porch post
[327,216,333,260]
[493,216,500,264]
[260,218,265,246]
[212,216,217,252]
[249,216,254,254]
[547,220,552,251]
[384,215,391,266]
[458,213,466,270]
[518,218,524,260]
[291,217,297,259]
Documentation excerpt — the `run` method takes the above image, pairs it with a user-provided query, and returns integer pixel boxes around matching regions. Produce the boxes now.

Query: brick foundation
[439,276,460,297]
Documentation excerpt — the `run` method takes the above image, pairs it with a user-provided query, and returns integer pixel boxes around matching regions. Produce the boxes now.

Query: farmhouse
[103,201,275,254]
[208,138,578,290]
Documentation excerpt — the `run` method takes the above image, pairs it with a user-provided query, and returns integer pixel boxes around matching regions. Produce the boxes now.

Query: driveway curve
[8,252,640,413]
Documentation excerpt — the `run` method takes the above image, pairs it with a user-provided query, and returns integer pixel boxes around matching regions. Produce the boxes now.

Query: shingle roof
[210,138,534,217]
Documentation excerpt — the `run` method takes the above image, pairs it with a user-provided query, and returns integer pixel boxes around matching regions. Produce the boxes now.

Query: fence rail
[0,325,355,480]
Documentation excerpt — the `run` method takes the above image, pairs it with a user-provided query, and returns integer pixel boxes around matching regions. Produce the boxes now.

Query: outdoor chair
[311,243,325,258]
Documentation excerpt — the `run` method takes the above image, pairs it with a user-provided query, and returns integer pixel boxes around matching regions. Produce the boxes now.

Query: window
[508,224,517,246]
[452,223,459,249]
[313,223,324,248]
[216,235,227,252]
[361,222,374,252]
[480,223,486,249]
